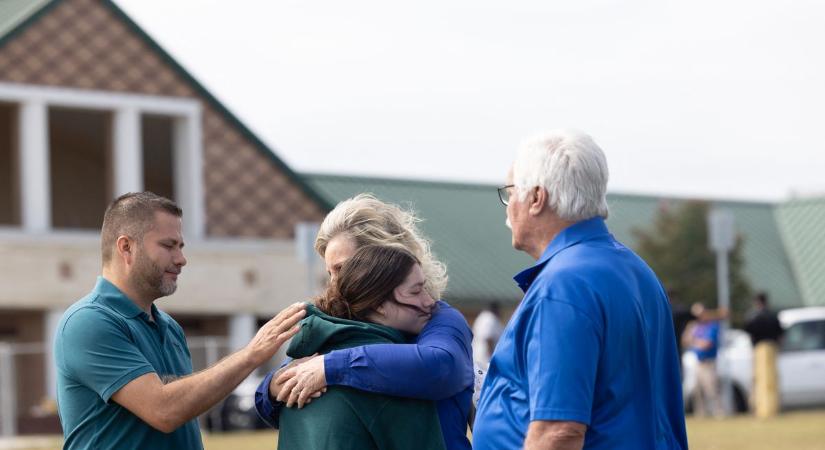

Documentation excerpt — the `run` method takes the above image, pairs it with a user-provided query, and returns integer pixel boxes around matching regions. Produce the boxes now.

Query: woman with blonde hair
[256,194,473,450]
[313,194,448,299]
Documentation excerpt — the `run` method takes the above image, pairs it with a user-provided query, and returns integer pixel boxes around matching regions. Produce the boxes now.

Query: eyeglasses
[497,185,514,206]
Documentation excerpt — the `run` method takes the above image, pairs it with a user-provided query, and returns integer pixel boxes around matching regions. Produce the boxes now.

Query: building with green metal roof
[305,173,810,310]
[776,198,825,307]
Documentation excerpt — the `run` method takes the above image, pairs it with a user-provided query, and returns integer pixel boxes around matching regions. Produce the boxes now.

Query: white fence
[0,337,234,437]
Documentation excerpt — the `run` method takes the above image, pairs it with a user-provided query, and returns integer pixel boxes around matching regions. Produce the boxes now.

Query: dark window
[0,102,20,226]
[142,114,175,201]
[49,107,111,229]
[781,320,825,352]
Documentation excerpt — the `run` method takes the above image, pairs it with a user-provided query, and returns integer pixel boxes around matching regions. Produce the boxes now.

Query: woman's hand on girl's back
[274,354,327,408]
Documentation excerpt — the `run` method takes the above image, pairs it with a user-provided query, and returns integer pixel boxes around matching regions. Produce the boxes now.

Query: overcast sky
[115,0,825,202]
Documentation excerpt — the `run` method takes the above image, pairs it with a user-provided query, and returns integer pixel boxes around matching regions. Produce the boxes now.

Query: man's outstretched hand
[244,302,306,367]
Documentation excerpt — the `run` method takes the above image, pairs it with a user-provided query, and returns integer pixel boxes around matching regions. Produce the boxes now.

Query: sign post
[296,222,322,297]
[708,208,735,415]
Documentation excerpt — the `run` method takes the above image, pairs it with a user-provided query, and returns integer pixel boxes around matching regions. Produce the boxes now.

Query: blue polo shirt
[54,277,202,450]
[473,218,687,450]
[691,321,720,361]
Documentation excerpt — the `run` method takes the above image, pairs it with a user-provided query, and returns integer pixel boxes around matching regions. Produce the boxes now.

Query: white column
[228,313,256,353]
[173,110,204,239]
[43,309,64,399]
[0,342,16,437]
[19,101,50,232]
[112,107,143,196]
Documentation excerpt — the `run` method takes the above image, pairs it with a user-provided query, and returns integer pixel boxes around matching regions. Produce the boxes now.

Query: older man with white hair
[473,130,688,450]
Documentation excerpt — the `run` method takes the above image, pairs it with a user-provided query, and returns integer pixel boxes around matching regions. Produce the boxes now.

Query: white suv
[682,306,825,412]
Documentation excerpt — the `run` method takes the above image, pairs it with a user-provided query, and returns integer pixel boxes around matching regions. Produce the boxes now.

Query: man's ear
[528,186,548,216]
[115,235,134,265]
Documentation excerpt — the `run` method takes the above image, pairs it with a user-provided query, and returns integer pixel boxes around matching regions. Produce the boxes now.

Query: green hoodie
[277,305,446,450]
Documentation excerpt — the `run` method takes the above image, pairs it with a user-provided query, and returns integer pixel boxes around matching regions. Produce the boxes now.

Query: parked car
[205,374,269,431]
[682,306,825,413]
[775,307,825,406]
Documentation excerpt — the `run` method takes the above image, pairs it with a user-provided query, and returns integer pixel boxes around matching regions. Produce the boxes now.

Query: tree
[633,200,752,321]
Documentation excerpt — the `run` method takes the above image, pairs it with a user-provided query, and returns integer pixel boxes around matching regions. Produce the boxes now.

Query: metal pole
[204,337,222,431]
[205,337,219,368]
[716,248,732,415]
[716,251,730,313]
[295,222,321,298]
[0,343,17,437]
[708,207,735,416]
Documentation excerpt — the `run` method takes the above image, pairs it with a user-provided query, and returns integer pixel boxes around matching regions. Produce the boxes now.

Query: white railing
[0,342,44,438]
[0,337,232,438]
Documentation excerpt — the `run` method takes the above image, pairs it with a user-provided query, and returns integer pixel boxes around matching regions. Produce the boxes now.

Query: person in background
[472,301,503,369]
[687,302,724,417]
[671,290,727,374]
[744,292,784,417]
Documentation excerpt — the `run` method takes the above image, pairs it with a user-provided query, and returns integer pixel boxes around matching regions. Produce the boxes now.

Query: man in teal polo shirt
[54,192,306,449]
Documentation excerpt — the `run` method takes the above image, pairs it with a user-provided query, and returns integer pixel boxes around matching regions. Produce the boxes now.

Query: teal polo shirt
[54,277,202,450]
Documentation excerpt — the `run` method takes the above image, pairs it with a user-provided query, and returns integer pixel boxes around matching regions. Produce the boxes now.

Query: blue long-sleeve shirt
[255,301,474,450]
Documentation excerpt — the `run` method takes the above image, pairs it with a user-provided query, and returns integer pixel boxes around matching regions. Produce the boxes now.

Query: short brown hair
[101,192,182,265]
[316,244,418,321]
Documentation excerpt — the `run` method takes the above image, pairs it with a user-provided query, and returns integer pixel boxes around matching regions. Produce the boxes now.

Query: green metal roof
[305,173,803,308]
[0,0,50,38]
[776,198,825,307]
[304,174,533,306]
[608,194,801,308]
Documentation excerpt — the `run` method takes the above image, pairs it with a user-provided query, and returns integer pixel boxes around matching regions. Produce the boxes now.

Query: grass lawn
[202,431,277,450]
[5,409,825,450]
[203,411,825,450]
[684,409,825,450]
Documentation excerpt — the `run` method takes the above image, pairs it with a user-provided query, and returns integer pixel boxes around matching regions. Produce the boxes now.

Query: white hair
[512,129,609,221]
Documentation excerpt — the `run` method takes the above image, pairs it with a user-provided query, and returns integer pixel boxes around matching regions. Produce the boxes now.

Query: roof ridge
[778,196,825,207]
[101,0,333,211]
[0,0,57,46]
[304,171,502,191]
[306,172,778,206]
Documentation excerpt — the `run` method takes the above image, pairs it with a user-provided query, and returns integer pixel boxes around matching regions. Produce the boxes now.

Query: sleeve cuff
[324,349,350,385]
[254,370,279,428]
[101,365,155,402]
[531,408,591,426]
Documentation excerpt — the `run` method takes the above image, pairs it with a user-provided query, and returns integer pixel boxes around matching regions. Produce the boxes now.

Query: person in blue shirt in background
[255,194,474,450]
[473,130,688,450]
[687,302,724,417]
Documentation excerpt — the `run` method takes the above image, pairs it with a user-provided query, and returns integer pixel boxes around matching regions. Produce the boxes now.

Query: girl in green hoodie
[277,244,446,450]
